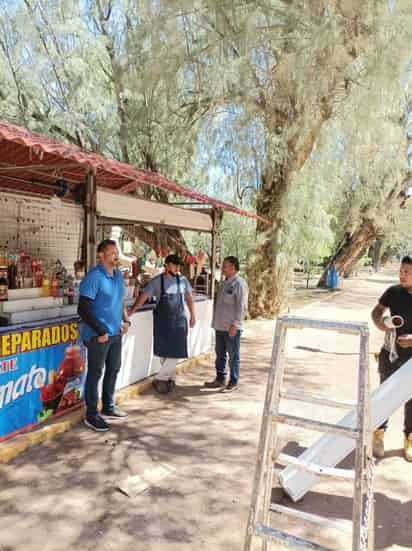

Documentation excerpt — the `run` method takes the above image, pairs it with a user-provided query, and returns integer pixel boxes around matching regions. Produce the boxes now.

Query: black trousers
[84,335,122,419]
[378,348,412,436]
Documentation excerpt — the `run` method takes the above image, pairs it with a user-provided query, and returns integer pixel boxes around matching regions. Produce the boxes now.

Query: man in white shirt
[130,254,196,394]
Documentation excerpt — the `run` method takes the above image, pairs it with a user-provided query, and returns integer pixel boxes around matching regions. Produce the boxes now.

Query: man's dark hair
[224,255,240,271]
[401,255,412,265]
[97,239,117,253]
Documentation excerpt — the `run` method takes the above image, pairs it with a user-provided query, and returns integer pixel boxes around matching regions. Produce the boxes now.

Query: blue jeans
[84,335,122,419]
[215,330,241,384]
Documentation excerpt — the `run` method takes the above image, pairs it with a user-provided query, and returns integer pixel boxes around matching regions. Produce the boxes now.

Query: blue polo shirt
[79,264,125,342]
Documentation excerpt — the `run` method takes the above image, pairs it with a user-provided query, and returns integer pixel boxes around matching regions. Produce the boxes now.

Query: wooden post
[84,171,97,271]
[209,209,218,300]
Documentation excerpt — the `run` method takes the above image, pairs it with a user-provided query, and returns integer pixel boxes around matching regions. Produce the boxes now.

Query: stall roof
[0,120,270,225]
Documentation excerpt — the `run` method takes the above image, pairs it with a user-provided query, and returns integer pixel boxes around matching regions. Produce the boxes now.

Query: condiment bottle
[0,276,8,301]
[7,256,17,290]
[50,274,58,298]
[42,278,50,297]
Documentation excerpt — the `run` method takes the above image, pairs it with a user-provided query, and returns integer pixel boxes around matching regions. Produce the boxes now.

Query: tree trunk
[372,239,384,273]
[131,226,189,258]
[381,246,397,266]
[247,145,291,318]
[318,222,377,286]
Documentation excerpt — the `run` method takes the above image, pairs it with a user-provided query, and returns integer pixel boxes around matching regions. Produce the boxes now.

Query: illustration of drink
[39,345,85,418]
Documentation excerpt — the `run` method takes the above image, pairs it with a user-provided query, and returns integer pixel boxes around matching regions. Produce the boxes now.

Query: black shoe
[223,381,239,392]
[204,379,226,388]
[153,379,171,394]
[101,407,128,419]
[84,415,110,432]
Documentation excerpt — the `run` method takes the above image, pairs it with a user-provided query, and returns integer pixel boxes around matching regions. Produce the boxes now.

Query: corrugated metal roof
[0,120,270,225]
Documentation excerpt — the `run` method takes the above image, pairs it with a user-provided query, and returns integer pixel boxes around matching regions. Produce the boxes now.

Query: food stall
[0,120,268,443]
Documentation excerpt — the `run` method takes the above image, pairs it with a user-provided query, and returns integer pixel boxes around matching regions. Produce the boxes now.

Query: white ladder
[244,316,374,551]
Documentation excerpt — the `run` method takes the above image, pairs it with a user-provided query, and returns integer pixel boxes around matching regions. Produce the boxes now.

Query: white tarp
[97,189,213,232]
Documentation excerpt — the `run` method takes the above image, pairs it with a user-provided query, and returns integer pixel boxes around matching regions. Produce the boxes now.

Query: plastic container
[42,278,50,297]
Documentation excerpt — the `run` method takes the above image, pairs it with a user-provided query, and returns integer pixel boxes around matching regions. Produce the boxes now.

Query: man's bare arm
[129,292,150,314]
[371,303,389,332]
[186,294,196,328]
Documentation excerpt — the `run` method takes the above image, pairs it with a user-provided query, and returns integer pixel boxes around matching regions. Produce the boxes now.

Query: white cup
[383,315,404,329]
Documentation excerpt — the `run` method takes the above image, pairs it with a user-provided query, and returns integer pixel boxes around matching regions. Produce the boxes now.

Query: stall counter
[119,296,213,389]
[0,295,212,442]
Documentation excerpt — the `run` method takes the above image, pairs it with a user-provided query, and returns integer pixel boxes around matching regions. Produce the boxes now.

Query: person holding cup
[371,255,412,461]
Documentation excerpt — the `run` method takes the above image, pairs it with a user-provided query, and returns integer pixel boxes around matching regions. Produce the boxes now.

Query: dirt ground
[0,268,410,551]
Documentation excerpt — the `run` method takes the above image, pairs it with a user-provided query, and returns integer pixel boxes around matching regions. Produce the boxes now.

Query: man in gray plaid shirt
[205,256,248,392]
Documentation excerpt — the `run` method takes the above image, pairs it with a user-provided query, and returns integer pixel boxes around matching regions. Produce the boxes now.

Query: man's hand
[97,334,109,343]
[190,316,196,329]
[121,322,130,336]
[228,324,237,337]
[371,303,389,332]
[397,334,412,348]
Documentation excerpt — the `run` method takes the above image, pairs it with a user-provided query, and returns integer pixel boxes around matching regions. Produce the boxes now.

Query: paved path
[0,268,410,550]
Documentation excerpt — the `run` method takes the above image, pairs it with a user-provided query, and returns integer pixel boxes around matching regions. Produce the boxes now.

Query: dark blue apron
[153,274,188,358]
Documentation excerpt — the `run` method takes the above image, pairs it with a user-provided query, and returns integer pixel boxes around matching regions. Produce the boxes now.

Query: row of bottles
[0,246,76,303]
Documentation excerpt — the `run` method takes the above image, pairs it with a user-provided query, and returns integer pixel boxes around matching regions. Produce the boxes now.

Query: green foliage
[1,1,412,311]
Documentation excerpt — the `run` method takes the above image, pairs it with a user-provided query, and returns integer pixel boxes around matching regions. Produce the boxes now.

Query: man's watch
[123,320,131,326]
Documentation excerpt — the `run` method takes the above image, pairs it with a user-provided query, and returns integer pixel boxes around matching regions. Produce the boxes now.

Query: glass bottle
[0,276,8,301]
[7,255,17,290]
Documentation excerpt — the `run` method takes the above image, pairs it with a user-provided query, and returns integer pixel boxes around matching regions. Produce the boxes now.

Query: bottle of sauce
[0,276,8,301]
[50,274,58,298]
[7,257,17,290]
[35,261,43,288]
[67,276,75,305]
[0,246,6,270]
[17,272,24,289]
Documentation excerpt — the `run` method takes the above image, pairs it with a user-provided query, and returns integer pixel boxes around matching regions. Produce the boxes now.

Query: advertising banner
[0,319,86,442]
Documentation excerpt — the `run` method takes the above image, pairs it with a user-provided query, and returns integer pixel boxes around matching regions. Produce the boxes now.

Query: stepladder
[244,316,374,551]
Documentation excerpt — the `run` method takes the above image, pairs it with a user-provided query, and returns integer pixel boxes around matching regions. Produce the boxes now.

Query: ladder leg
[261,333,286,551]
[368,489,375,551]
[352,331,370,551]
[261,428,274,551]
[243,322,287,551]
[364,334,374,551]
[365,454,375,551]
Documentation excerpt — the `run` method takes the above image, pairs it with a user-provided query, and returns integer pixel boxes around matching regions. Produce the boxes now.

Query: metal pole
[352,329,370,551]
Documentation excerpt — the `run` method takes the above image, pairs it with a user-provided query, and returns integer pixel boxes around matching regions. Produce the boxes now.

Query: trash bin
[326,266,339,289]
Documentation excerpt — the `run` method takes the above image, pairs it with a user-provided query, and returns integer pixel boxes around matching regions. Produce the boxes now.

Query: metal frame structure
[0,120,268,302]
[244,315,374,551]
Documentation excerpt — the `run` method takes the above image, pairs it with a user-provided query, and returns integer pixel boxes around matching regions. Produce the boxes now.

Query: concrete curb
[0,351,213,464]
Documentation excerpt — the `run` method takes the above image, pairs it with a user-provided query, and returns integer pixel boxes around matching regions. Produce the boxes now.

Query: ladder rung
[269,503,353,535]
[280,315,368,336]
[273,413,359,439]
[276,453,355,480]
[280,388,357,410]
[254,523,335,550]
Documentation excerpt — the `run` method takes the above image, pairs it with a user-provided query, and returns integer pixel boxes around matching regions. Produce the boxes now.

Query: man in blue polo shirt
[78,239,131,432]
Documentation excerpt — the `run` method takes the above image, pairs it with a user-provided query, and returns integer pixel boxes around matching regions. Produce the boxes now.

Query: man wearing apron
[129,254,196,393]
